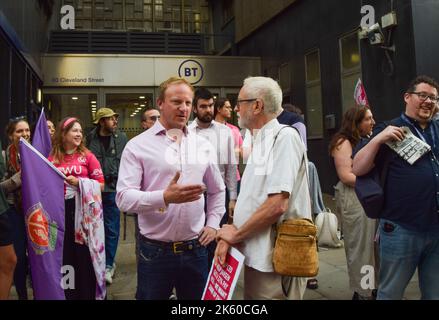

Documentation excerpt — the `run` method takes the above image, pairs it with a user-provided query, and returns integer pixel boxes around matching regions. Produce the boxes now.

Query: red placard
[202,247,244,300]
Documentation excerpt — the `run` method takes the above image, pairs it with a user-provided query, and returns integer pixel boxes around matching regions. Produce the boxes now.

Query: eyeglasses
[409,92,439,103]
[236,98,257,107]
[9,116,26,123]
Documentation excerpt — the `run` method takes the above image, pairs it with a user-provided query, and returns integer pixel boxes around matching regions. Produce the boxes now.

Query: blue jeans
[102,192,120,268]
[136,237,208,300]
[378,219,439,300]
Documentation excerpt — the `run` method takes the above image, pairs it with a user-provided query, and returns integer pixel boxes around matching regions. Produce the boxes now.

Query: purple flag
[32,108,52,158]
[20,138,66,300]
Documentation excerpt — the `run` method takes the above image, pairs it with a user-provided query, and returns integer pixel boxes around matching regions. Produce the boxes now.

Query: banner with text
[202,247,245,300]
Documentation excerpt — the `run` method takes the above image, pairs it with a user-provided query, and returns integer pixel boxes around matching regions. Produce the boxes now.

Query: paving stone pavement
[10,194,421,300]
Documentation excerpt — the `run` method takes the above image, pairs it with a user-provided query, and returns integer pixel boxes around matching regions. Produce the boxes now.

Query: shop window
[126,3,134,18]
[305,50,323,138]
[144,4,152,19]
[155,0,163,20]
[340,31,361,112]
[113,4,123,19]
[43,93,98,133]
[61,0,210,33]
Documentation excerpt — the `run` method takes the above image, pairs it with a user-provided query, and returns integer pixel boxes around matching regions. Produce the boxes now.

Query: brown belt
[139,235,202,254]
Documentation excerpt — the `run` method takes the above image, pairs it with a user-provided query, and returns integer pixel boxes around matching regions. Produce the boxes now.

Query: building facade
[211,0,439,193]
[1,0,261,140]
[3,0,439,193]
[0,0,58,146]
[42,53,260,138]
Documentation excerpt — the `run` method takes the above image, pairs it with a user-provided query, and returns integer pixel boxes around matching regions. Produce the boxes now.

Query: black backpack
[354,152,392,219]
[354,120,397,219]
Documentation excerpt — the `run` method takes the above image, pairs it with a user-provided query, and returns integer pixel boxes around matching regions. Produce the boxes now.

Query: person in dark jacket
[86,107,128,284]
[277,104,307,149]
[0,140,17,300]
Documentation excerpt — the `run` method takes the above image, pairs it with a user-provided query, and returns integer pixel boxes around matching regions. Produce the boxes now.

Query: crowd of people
[1,74,439,300]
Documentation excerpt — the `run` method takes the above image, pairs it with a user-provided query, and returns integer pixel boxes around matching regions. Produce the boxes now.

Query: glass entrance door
[104,91,154,139]
[42,88,155,138]
[43,92,98,134]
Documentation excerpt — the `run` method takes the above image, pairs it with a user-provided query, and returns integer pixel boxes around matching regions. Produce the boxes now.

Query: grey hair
[242,76,282,115]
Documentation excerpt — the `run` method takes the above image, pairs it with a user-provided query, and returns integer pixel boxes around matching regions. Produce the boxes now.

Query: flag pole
[20,137,66,179]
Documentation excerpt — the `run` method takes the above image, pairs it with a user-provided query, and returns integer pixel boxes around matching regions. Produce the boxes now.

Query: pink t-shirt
[49,151,104,182]
[49,151,104,197]
[226,123,243,181]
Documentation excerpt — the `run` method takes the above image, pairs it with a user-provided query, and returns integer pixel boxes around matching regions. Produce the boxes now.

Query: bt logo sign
[178,59,204,85]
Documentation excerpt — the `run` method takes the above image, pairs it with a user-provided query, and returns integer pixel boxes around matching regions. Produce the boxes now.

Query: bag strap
[378,121,396,189]
[270,126,307,237]
[270,126,313,297]
[271,125,310,226]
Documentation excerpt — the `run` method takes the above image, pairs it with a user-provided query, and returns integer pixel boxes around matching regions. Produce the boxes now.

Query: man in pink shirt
[116,77,225,300]
[214,97,243,210]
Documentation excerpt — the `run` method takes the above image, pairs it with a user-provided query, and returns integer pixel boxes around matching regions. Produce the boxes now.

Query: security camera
[367,23,384,45]
[368,23,381,33]
[368,31,384,45]
[358,26,368,39]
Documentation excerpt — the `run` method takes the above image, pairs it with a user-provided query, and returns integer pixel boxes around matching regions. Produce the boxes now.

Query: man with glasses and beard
[353,75,439,300]
[87,107,128,284]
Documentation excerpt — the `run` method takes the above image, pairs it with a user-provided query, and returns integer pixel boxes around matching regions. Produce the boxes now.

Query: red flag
[354,78,369,106]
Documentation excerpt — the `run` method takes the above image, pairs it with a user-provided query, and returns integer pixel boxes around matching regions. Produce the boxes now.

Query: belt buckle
[173,241,184,254]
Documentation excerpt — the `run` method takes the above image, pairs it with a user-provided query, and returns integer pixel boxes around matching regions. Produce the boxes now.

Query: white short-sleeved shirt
[234,119,312,272]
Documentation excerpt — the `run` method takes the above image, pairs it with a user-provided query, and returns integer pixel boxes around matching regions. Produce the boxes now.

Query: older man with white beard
[215,76,312,300]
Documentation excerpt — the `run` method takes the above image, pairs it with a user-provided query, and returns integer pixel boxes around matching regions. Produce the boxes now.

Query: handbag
[270,126,319,277]
[354,120,396,219]
[354,146,394,219]
[273,218,319,277]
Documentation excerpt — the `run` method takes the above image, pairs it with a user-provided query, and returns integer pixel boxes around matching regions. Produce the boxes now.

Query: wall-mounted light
[37,89,42,104]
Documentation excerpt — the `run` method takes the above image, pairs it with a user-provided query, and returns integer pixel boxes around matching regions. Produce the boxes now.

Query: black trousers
[63,198,96,300]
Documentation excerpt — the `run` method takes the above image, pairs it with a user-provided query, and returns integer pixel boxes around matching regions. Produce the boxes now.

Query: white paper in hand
[385,126,431,165]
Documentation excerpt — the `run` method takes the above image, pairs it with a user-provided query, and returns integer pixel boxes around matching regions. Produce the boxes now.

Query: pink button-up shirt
[116,121,226,242]
[226,122,243,181]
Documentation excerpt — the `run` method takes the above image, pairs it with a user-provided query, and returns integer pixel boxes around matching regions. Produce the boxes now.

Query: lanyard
[401,114,439,166]
[401,114,436,148]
